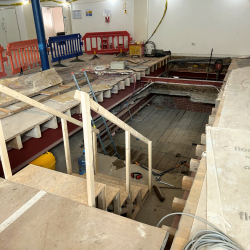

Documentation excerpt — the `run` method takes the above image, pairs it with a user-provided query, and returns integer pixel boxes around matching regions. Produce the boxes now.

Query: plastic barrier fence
[48,34,83,63]
[82,31,131,55]
[6,39,41,75]
[0,45,8,78]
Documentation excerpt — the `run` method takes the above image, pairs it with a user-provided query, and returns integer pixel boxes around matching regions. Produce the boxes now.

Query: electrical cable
[157,212,243,250]
[145,0,168,45]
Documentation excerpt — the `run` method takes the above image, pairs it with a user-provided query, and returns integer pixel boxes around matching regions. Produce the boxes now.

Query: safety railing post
[0,119,12,179]
[148,141,152,194]
[126,131,131,194]
[61,118,72,175]
[93,131,98,175]
[81,91,96,207]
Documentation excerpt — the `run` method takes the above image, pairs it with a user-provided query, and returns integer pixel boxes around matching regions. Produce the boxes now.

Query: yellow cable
[146,0,168,43]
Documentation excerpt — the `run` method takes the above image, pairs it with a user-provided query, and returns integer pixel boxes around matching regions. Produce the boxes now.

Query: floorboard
[111,106,211,174]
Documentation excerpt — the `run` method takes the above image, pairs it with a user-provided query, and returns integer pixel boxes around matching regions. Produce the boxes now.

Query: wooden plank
[0,107,11,114]
[148,141,152,195]
[61,118,72,175]
[81,92,96,207]
[118,81,125,90]
[93,132,98,175]
[24,126,41,138]
[42,117,58,129]
[164,111,195,154]
[0,119,12,179]
[156,153,173,171]
[172,198,186,213]
[6,135,23,149]
[74,173,126,208]
[189,175,207,239]
[195,145,205,157]
[201,133,206,144]
[162,226,177,246]
[170,157,207,249]
[190,158,200,172]
[0,84,99,135]
[10,164,105,206]
[182,176,194,191]
[206,127,226,233]
[126,131,131,194]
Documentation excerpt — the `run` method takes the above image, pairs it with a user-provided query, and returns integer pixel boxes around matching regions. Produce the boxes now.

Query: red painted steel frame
[168,71,225,81]
[140,76,223,88]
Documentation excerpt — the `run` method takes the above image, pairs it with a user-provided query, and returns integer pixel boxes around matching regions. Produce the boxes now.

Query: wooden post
[93,132,98,175]
[0,119,12,179]
[172,198,186,213]
[61,118,72,175]
[148,141,152,194]
[126,131,131,194]
[81,92,96,207]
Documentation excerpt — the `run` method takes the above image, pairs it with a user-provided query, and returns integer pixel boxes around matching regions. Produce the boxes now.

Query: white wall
[71,0,134,38]
[15,6,28,40]
[134,0,147,42]
[52,7,65,35]
[148,0,250,57]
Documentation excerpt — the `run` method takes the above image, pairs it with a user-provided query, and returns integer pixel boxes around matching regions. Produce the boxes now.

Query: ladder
[72,71,120,159]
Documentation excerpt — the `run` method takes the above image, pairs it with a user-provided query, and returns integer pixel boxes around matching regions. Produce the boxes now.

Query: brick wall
[152,95,214,113]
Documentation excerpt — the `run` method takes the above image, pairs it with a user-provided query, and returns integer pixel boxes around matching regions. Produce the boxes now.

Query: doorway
[0,8,21,48]
[42,7,65,40]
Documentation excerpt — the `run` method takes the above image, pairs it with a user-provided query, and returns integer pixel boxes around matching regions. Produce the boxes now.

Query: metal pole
[31,0,50,71]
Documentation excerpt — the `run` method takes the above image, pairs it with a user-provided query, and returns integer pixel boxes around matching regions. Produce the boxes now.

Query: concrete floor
[50,103,209,228]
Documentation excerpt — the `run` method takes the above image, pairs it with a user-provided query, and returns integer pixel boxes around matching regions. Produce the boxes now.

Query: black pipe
[206,48,213,80]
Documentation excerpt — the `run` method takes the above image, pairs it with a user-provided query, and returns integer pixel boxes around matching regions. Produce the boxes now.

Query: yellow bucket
[30,152,56,171]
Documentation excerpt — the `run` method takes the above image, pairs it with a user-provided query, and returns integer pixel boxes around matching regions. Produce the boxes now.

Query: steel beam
[140,76,223,88]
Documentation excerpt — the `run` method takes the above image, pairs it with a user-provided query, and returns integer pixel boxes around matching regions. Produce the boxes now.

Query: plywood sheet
[0,178,168,250]
[206,127,227,233]
[208,127,250,249]
[9,164,104,205]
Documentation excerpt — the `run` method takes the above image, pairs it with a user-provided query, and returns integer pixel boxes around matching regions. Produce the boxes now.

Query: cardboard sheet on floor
[0,68,62,106]
[207,127,250,249]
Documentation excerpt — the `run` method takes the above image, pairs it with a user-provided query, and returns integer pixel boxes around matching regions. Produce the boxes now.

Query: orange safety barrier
[6,39,41,75]
[82,31,131,55]
[0,45,8,78]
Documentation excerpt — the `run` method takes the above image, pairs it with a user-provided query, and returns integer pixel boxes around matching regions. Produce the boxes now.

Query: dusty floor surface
[51,104,208,228]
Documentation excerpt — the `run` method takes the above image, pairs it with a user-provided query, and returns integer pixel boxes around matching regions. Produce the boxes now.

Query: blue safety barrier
[47,34,83,63]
